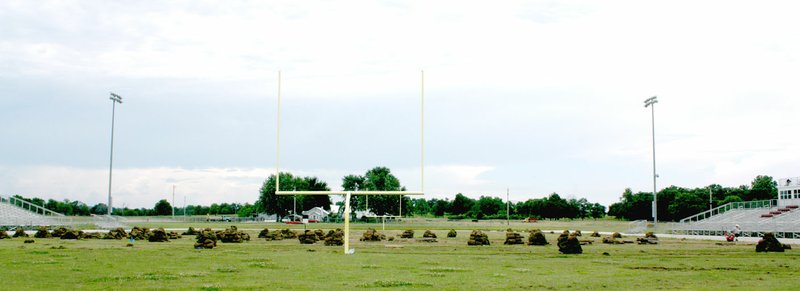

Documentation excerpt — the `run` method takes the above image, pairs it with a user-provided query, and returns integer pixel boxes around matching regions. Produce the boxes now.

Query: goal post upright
[273,71,426,254]
[276,70,281,193]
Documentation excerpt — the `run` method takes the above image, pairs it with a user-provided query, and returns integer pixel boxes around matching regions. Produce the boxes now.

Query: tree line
[7,195,256,217]
[8,170,779,222]
[257,167,606,220]
[608,175,778,221]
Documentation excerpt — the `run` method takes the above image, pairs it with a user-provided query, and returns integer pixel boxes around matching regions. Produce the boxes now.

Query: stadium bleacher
[0,195,70,227]
[673,200,800,239]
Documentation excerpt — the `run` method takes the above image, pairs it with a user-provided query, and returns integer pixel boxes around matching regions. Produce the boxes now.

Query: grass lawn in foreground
[0,227,797,290]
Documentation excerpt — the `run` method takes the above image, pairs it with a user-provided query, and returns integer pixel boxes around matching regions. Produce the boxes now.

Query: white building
[777,177,800,207]
[302,207,330,222]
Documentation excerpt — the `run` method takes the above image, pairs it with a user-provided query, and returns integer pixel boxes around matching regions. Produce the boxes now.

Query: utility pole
[506,188,510,226]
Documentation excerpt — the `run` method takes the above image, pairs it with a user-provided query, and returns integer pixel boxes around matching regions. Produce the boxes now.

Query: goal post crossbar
[273,71,425,254]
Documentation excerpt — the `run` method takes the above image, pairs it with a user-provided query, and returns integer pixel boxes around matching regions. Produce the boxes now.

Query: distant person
[732,224,741,241]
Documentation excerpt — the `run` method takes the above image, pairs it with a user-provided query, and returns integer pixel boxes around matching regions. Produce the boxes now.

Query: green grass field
[1,220,797,290]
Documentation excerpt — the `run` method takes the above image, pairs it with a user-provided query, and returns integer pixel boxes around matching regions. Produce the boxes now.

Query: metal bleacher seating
[0,195,71,227]
[673,200,800,239]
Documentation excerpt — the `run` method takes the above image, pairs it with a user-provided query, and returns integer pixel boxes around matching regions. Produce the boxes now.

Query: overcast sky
[2,0,799,209]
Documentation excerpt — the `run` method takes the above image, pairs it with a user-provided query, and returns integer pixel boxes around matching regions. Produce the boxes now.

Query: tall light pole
[709,187,713,211]
[172,185,176,218]
[107,92,123,216]
[644,96,658,228]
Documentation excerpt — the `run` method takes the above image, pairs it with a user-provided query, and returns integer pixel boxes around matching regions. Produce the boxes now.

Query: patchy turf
[0,226,797,289]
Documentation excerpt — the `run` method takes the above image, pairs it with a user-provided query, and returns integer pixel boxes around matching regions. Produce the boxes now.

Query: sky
[2,0,799,210]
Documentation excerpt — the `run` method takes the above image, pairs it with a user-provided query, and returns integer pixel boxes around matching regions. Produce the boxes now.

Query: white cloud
[2,0,800,210]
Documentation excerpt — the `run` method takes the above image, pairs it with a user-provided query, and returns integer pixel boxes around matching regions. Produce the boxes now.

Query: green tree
[720,195,744,205]
[90,203,108,215]
[154,199,172,216]
[668,192,705,220]
[471,196,504,219]
[258,172,331,221]
[300,177,333,211]
[431,199,449,216]
[748,175,777,201]
[449,193,474,215]
[341,167,407,216]
[589,203,605,219]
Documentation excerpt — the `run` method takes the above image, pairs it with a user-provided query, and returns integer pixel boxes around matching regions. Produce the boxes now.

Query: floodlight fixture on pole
[644,95,658,229]
[107,92,123,216]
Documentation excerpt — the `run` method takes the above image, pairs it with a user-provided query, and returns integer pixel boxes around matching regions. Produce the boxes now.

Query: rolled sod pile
[280,229,298,239]
[504,230,524,245]
[194,228,217,249]
[103,228,127,240]
[81,232,102,239]
[218,226,249,243]
[447,229,457,238]
[264,231,283,241]
[360,228,385,241]
[167,231,182,240]
[34,227,51,238]
[258,228,271,239]
[298,230,319,244]
[467,230,490,246]
[128,227,151,240]
[527,230,548,246]
[148,228,170,242]
[400,229,414,238]
[557,231,582,254]
[13,227,28,238]
[324,229,345,246]
[637,232,658,245]
[60,229,84,240]
[51,227,70,238]
[314,229,325,240]
[423,230,437,239]
[182,227,199,236]
[756,232,791,252]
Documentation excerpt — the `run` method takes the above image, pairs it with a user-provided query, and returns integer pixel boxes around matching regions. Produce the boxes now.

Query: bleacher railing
[0,195,66,217]
[679,199,777,223]
[0,195,73,226]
